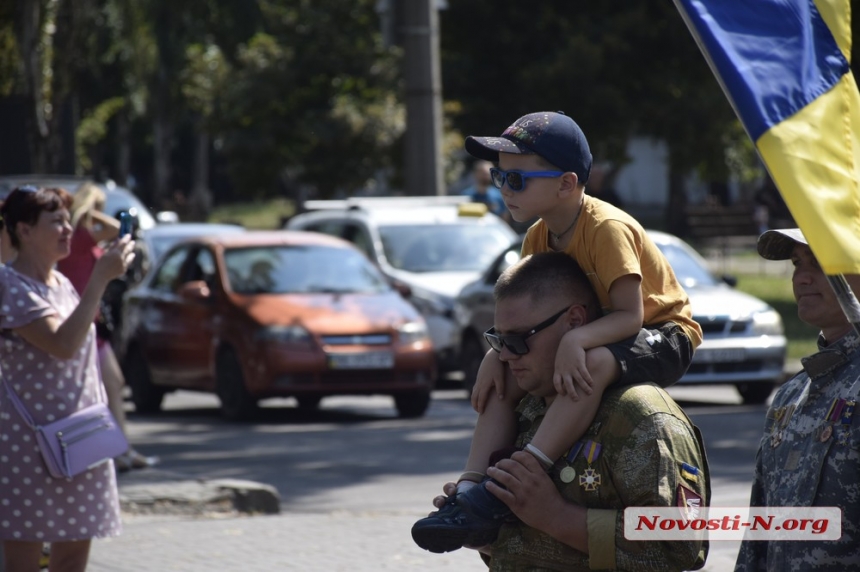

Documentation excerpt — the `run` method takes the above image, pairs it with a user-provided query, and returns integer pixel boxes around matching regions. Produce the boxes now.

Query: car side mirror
[178,280,211,300]
[722,274,738,288]
[391,279,412,298]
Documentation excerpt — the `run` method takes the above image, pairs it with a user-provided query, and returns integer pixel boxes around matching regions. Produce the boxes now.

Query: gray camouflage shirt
[735,331,860,571]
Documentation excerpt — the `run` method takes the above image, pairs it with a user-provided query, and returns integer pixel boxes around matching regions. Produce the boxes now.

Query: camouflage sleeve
[734,441,768,571]
[587,411,709,571]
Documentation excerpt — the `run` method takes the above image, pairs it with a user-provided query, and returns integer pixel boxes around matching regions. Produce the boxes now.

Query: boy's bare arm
[554,275,643,394]
[577,274,643,348]
[471,349,507,413]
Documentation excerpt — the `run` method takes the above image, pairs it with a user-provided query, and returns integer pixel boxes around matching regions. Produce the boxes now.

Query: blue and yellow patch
[680,462,699,483]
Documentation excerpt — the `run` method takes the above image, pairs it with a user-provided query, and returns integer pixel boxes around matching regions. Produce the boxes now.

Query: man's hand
[486,452,589,553]
[485,451,564,530]
[553,330,593,399]
[471,350,507,413]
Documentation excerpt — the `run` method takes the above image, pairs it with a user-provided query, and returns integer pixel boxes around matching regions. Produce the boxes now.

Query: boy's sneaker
[411,479,514,553]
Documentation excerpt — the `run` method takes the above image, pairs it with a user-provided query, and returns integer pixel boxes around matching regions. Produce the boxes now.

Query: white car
[286,197,518,374]
[457,230,786,403]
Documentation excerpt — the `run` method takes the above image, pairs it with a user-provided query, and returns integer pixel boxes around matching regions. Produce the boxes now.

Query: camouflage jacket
[735,331,860,571]
[486,383,710,571]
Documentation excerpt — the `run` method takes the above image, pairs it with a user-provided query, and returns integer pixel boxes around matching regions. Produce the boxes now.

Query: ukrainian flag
[674,0,860,274]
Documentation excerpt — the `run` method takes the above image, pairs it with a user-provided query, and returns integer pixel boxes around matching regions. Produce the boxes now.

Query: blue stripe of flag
[676,0,848,141]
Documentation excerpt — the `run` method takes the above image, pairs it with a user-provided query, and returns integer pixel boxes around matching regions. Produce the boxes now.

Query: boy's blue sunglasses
[489,168,565,192]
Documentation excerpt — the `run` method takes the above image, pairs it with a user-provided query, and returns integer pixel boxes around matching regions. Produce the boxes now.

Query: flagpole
[827,275,860,339]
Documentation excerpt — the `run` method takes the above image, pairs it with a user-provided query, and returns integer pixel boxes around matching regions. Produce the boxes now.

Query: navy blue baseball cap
[465,111,593,184]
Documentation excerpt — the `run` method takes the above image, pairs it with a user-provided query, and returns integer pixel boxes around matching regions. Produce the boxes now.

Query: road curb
[117,469,281,516]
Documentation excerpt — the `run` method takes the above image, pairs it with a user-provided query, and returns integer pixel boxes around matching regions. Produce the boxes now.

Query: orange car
[118,230,436,419]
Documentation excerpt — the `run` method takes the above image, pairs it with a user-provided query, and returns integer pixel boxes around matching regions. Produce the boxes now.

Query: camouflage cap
[757,228,808,260]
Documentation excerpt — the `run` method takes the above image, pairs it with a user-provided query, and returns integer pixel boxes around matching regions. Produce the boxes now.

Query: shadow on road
[124,388,765,507]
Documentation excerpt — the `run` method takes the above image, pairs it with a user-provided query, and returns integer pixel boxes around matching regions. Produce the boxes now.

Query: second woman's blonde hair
[70,181,106,229]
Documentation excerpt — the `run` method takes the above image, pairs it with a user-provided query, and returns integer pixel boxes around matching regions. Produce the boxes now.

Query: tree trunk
[152,67,172,209]
[15,0,48,172]
[188,127,212,221]
[115,111,131,186]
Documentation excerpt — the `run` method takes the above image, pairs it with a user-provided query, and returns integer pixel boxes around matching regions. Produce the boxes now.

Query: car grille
[694,317,748,335]
[320,334,392,346]
[274,370,417,386]
[686,360,764,374]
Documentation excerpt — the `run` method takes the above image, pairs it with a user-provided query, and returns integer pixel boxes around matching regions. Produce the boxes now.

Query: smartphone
[118,212,134,237]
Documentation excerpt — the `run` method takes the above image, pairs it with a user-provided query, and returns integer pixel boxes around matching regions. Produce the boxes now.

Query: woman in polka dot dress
[0,186,136,572]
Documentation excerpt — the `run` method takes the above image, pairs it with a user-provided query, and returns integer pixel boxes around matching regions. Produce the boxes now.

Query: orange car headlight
[398,321,430,346]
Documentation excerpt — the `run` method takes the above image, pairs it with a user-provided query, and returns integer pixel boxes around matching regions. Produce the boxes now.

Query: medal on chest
[823,397,855,445]
[770,403,797,448]
[578,440,602,492]
[560,441,584,483]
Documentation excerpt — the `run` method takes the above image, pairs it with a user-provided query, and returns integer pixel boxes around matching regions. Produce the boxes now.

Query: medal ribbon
[584,440,602,465]
[841,401,855,425]
[566,440,584,463]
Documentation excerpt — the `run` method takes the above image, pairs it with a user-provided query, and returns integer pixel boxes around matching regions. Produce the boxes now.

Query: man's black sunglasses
[483,305,573,356]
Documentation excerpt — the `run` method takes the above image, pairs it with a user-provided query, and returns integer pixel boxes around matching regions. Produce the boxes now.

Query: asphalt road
[79,383,771,571]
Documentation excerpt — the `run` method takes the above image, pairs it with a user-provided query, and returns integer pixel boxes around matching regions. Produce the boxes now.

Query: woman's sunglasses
[489,168,564,192]
[483,305,572,355]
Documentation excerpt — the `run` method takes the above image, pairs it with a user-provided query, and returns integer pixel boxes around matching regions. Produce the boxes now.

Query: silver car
[457,230,786,404]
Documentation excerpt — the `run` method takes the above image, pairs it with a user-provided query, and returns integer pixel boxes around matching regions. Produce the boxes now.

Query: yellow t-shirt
[522,195,702,348]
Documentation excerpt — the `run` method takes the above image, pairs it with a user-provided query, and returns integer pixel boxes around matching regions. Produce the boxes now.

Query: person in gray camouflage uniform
[429,252,710,571]
[735,228,860,571]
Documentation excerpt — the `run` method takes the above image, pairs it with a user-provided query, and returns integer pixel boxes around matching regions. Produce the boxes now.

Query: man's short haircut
[494,252,600,319]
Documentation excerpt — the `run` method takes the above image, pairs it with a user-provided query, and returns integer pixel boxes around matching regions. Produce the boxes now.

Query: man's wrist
[541,500,590,555]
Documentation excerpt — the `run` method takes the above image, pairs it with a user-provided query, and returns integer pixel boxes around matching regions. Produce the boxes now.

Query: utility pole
[398,0,445,196]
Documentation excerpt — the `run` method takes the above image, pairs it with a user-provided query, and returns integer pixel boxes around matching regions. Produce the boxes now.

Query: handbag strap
[2,379,37,429]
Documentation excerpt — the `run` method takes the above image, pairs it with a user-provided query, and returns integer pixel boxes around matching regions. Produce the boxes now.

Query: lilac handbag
[3,382,129,479]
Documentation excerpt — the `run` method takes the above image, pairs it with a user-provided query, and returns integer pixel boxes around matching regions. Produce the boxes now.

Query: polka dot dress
[0,266,121,542]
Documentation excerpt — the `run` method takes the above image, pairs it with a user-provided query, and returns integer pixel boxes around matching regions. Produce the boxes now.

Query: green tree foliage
[0,1,18,97]
[4,1,822,209]
[439,1,742,179]
[215,0,403,199]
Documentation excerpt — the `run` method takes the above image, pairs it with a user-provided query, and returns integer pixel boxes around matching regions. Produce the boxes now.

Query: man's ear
[564,303,589,330]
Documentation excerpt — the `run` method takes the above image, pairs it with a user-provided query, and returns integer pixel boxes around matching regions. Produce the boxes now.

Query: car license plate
[327,352,395,369]
[696,348,746,363]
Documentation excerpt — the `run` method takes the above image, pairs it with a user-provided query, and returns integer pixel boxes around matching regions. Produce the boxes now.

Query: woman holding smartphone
[0,185,135,571]
[56,182,158,472]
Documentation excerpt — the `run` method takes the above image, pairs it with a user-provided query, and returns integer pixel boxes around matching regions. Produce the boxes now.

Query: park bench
[684,204,760,256]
